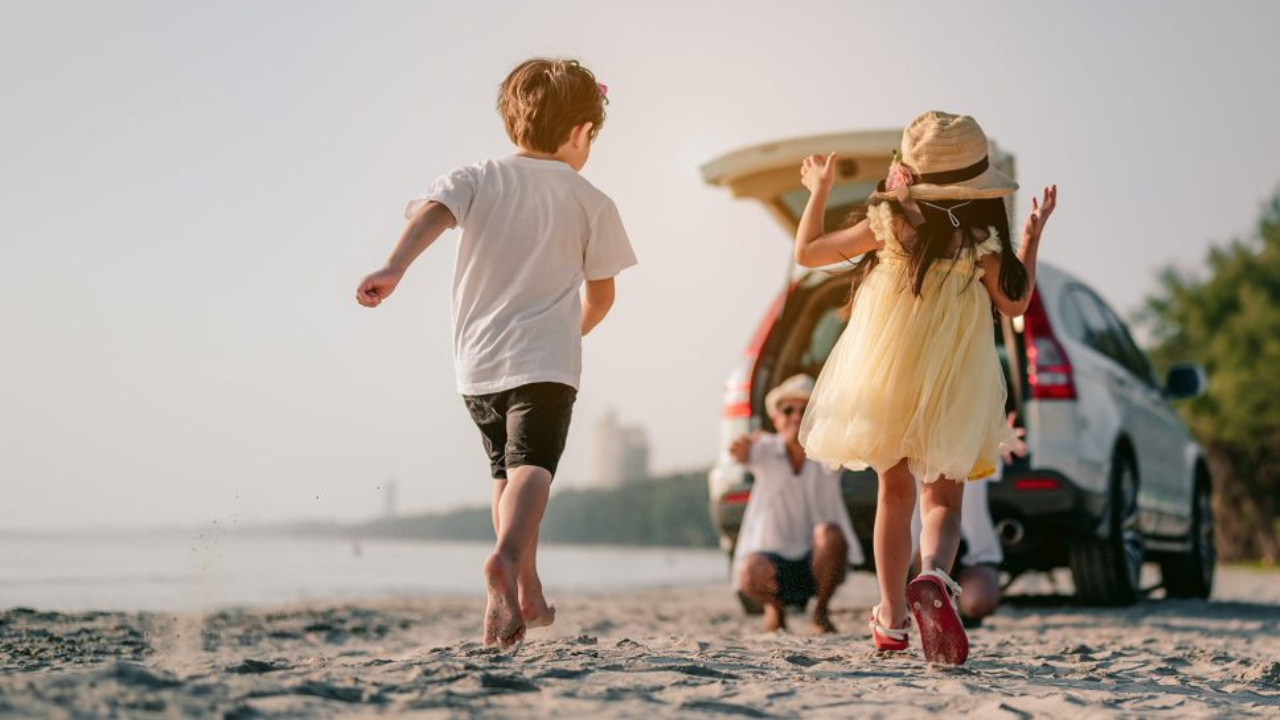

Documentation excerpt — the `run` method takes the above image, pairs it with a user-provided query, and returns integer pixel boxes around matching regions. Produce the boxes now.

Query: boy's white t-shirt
[406,155,637,396]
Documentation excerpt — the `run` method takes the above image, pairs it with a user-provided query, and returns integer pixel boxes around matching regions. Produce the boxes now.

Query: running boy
[355,59,636,650]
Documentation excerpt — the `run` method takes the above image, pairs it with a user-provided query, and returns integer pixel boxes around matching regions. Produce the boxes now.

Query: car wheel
[1069,451,1144,606]
[1160,480,1215,599]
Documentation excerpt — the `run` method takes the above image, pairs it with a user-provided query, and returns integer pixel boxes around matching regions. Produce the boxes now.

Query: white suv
[702,131,1214,606]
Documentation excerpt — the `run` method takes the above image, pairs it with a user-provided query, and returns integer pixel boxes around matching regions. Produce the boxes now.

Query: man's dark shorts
[760,552,816,607]
[462,382,577,480]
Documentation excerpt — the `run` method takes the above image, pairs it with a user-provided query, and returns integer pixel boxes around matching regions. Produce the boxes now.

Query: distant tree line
[330,470,718,548]
[1141,185,1280,563]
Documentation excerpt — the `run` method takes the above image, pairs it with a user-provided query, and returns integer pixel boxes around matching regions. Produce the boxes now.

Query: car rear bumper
[711,464,1106,574]
[988,468,1107,572]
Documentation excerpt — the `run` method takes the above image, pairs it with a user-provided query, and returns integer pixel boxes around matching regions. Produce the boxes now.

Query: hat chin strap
[917,200,973,228]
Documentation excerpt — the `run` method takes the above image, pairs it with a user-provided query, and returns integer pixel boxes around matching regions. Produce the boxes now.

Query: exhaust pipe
[996,519,1025,546]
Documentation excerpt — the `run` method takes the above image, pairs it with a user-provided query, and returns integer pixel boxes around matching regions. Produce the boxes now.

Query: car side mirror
[1165,363,1206,400]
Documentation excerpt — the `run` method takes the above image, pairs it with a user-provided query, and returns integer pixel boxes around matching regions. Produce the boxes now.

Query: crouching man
[729,375,864,633]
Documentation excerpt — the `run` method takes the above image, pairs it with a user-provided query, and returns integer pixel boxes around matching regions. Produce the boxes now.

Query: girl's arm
[795,153,883,268]
[980,185,1057,317]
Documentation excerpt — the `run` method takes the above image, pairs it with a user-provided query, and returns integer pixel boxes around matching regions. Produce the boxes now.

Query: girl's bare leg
[919,478,965,574]
[874,459,917,629]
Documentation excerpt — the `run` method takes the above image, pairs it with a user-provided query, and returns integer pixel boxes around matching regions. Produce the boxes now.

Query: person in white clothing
[355,59,637,651]
[730,375,865,633]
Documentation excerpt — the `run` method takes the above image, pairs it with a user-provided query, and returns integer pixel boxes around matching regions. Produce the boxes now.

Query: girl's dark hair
[836,197,1028,320]
[835,206,875,321]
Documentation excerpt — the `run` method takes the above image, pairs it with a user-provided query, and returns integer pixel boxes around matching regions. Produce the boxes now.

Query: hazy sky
[3,1,1279,531]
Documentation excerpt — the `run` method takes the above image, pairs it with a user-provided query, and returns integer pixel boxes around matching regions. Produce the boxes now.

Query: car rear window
[778,182,878,233]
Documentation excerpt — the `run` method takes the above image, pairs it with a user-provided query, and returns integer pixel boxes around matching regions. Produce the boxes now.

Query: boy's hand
[355,267,404,307]
[801,152,838,194]
[729,431,764,465]
[1021,185,1057,246]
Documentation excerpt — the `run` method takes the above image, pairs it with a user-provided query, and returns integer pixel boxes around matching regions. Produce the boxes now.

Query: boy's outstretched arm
[356,201,457,307]
[580,278,615,336]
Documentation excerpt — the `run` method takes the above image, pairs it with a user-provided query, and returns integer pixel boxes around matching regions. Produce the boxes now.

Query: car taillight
[1014,477,1061,491]
[723,376,752,418]
[1022,291,1077,400]
[723,491,752,505]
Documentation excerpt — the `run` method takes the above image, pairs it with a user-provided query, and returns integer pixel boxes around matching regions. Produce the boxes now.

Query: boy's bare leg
[809,523,848,634]
[919,479,964,574]
[519,527,556,628]
[874,459,916,630]
[490,478,505,536]
[490,477,555,629]
[739,554,787,632]
[482,465,551,649]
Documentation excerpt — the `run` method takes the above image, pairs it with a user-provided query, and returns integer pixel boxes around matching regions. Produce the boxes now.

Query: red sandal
[907,568,969,665]
[868,604,911,652]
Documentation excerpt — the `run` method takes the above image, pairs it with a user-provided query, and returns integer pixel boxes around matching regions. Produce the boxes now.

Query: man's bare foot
[762,603,786,633]
[521,595,556,629]
[810,608,838,634]
[482,553,525,650]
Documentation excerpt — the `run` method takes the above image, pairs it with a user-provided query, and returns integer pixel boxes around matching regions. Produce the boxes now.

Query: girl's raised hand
[801,152,838,194]
[1022,185,1058,244]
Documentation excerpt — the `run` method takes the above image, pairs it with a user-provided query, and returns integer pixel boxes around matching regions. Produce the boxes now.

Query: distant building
[594,411,650,487]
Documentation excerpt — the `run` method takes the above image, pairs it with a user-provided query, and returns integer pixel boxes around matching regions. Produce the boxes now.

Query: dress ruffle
[799,204,1017,483]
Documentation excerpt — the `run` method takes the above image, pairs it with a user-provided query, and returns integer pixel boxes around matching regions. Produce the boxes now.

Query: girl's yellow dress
[799,203,1018,483]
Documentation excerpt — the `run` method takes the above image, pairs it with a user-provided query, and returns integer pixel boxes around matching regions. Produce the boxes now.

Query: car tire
[1160,480,1215,600]
[1069,451,1144,606]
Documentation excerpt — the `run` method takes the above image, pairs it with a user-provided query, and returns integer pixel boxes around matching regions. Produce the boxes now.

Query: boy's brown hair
[498,58,606,153]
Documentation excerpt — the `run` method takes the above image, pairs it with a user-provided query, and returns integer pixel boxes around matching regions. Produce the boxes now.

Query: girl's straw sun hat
[876,111,1019,202]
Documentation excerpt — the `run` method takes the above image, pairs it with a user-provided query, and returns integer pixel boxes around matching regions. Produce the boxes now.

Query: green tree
[1142,187,1280,563]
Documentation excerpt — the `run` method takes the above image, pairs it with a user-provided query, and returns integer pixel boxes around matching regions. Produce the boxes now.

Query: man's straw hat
[878,111,1018,202]
[766,374,815,416]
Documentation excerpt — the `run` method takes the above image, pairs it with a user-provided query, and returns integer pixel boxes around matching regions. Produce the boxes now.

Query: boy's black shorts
[462,382,577,480]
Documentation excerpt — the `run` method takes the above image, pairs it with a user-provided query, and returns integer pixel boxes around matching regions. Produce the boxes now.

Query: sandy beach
[3,566,1279,718]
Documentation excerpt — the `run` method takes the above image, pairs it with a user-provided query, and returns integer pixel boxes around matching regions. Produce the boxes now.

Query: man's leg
[809,523,848,633]
[958,564,1001,622]
[483,464,551,649]
[739,554,787,632]
[919,479,964,574]
[874,459,917,630]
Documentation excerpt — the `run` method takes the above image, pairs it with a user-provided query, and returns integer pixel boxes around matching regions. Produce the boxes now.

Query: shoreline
[3,569,1280,718]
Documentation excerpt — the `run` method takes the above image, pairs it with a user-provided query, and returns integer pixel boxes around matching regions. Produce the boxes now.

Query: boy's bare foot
[762,603,787,633]
[482,553,525,650]
[521,596,557,629]
[810,609,838,634]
